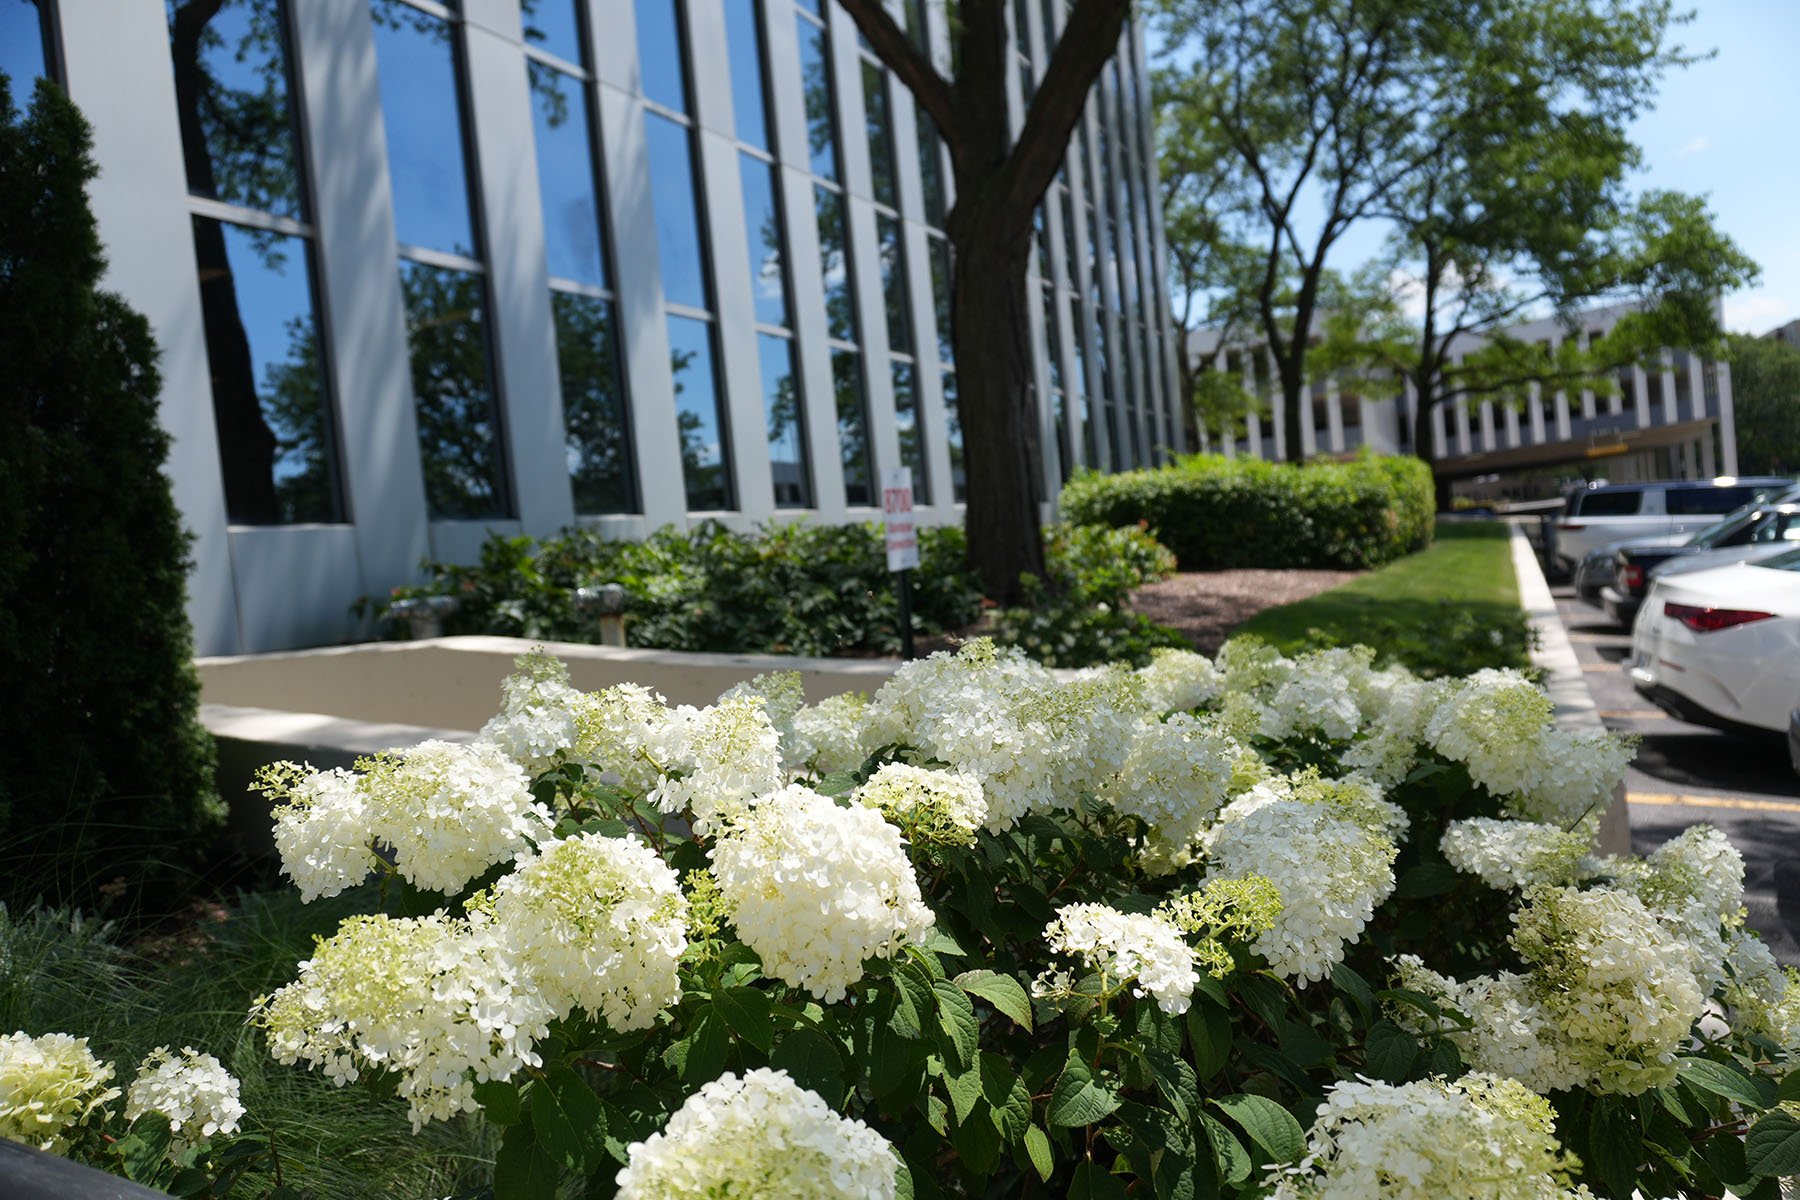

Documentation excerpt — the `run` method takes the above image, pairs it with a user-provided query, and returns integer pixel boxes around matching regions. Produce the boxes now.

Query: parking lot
[1552,583,1800,964]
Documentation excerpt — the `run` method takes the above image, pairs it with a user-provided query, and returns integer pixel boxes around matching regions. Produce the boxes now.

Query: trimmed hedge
[1060,452,1435,570]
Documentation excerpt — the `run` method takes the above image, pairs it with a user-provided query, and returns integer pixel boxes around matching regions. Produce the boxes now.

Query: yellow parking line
[1581,662,1622,672]
[1598,709,1670,720]
[1627,791,1800,815]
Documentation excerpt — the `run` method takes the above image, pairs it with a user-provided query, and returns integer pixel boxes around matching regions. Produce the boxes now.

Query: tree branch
[834,0,957,149]
[999,0,1133,221]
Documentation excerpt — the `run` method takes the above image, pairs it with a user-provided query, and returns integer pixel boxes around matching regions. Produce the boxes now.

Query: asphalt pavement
[1551,584,1800,965]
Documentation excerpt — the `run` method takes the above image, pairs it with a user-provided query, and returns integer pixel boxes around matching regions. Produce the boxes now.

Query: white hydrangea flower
[615,1068,897,1199]
[1040,903,1199,1014]
[1135,647,1221,714]
[1723,934,1800,1051]
[1259,647,1379,742]
[0,1031,119,1153]
[1100,713,1240,847]
[718,671,807,750]
[124,1047,245,1148]
[359,741,553,894]
[254,912,554,1130]
[709,784,934,1002]
[478,650,588,776]
[1341,675,1450,786]
[265,765,377,902]
[1441,817,1591,892]
[852,763,987,847]
[1267,1073,1586,1200]
[489,832,687,1028]
[785,690,871,775]
[1390,957,1585,1094]
[1600,824,1746,987]
[645,697,784,834]
[1510,728,1633,825]
[573,682,673,794]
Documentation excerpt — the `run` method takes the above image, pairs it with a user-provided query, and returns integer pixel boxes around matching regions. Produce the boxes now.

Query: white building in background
[1188,302,1738,487]
[4,0,1182,655]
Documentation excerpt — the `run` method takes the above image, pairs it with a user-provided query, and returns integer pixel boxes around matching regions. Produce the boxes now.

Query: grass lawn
[1233,520,1529,675]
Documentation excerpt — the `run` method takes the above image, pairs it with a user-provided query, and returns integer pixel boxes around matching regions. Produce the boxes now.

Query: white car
[1629,547,1800,735]
[1552,477,1792,572]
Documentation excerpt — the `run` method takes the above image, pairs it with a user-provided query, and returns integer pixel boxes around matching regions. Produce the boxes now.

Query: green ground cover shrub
[993,522,1189,666]
[0,77,220,914]
[1236,521,1533,676]
[1060,452,1435,570]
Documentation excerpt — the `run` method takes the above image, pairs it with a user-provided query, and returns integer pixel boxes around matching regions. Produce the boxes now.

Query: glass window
[1,0,50,90]
[371,0,478,257]
[891,359,929,504]
[668,316,732,510]
[522,0,584,64]
[927,236,952,365]
[739,153,788,327]
[877,214,910,353]
[915,114,945,227]
[816,184,855,342]
[903,0,927,51]
[1572,488,1642,517]
[723,0,770,152]
[193,217,340,524]
[552,291,636,514]
[168,0,304,219]
[529,60,607,287]
[862,60,897,209]
[833,349,873,506]
[646,113,708,310]
[942,369,964,502]
[1667,486,1756,516]
[634,0,688,113]
[1042,286,1062,391]
[797,15,837,182]
[758,333,811,508]
[399,259,508,519]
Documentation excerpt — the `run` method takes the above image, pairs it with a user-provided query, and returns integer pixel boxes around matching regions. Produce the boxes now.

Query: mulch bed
[1128,568,1363,656]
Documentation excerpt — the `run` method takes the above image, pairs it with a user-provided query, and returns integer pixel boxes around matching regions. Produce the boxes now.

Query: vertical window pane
[1042,286,1063,391]
[891,359,929,504]
[942,369,965,502]
[904,0,927,51]
[833,349,873,506]
[927,236,952,366]
[553,291,636,514]
[740,153,788,327]
[797,15,837,182]
[723,0,770,151]
[915,115,946,227]
[529,61,607,287]
[193,218,340,524]
[862,60,897,209]
[646,114,708,310]
[816,184,855,342]
[371,0,477,256]
[399,260,507,519]
[1,0,50,90]
[669,316,733,510]
[522,0,584,64]
[634,0,688,113]
[168,0,303,218]
[758,333,811,508]
[877,214,911,354]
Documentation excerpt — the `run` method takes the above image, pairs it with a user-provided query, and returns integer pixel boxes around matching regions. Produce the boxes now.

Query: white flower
[1135,648,1220,713]
[1723,934,1800,1051]
[1100,713,1240,847]
[786,691,872,775]
[360,740,553,894]
[1600,824,1746,987]
[615,1068,897,1199]
[478,650,588,776]
[489,832,688,1028]
[1341,675,1449,786]
[264,764,377,902]
[1390,958,1585,1095]
[0,1031,118,1153]
[1441,817,1591,892]
[1040,903,1199,1014]
[719,671,808,753]
[709,785,934,1002]
[573,683,673,794]
[1261,647,1379,742]
[645,697,784,834]
[852,763,987,847]
[125,1047,245,1148]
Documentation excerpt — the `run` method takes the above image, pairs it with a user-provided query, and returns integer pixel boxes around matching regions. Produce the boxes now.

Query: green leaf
[944,1061,984,1124]
[1049,1055,1120,1127]
[1704,1128,1752,1191]
[1330,962,1375,1023]
[814,769,860,796]
[1363,1019,1419,1082]
[1588,1099,1642,1199]
[891,960,934,1039]
[165,1167,212,1197]
[1186,1000,1232,1081]
[950,1100,1004,1175]
[1680,1057,1778,1109]
[715,985,774,1054]
[1394,861,1463,899]
[1142,1046,1200,1120]
[870,1034,930,1108]
[473,1077,523,1126]
[493,1120,559,1200]
[120,1113,172,1183]
[932,978,981,1074]
[1746,1111,1800,1178]
[920,928,968,957]
[1024,1125,1055,1181]
[895,1156,916,1200]
[980,1052,1033,1141]
[771,1029,846,1108]
[1071,1160,1130,1198]
[955,969,1033,1030]
[532,1065,608,1173]
[1199,1111,1251,1184]
[1779,1072,1800,1105]
[1213,1094,1305,1163]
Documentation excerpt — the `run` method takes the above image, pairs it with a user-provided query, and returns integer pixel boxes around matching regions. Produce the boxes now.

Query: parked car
[1628,547,1800,736]
[1568,482,1800,607]
[1602,503,1800,627]
[1551,477,1792,572]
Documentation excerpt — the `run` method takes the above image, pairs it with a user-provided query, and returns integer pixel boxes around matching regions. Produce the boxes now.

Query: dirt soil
[1129,568,1362,656]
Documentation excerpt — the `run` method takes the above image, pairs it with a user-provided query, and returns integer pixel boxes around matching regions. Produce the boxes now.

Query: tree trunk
[1275,353,1308,462]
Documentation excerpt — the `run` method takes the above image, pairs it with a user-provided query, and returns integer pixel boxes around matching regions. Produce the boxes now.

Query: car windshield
[1754,546,1800,572]
[1689,509,1760,548]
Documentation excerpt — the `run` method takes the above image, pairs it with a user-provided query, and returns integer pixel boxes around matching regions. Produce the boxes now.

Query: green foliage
[1060,453,1435,571]
[1729,332,1800,477]
[993,523,1189,667]
[0,75,221,913]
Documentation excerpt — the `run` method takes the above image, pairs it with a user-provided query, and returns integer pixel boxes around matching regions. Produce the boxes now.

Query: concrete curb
[1509,523,1633,855]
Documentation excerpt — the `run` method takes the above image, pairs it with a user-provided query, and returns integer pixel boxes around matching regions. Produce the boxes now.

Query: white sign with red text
[882,467,919,572]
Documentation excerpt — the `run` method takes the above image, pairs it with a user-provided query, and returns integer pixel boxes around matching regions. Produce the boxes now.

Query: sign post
[882,467,919,660]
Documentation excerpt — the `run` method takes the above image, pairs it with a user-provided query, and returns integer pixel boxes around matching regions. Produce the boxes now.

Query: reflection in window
[522,0,584,64]
[529,61,607,287]
[1,0,50,90]
[797,15,837,182]
[634,0,688,114]
[668,316,732,511]
[877,214,910,353]
[370,0,478,257]
[862,61,897,209]
[723,0,770,152]
[915,115,946,227]
[646,114,708,310]
[758,333,811,508]
[193,218,340,524]
[399,260,508,519]
[942,370,964,502]
[816,184,855,342]
[832,350,873,507]
[552,292,636,514]
[740,154,787,327]
[168,0,303,218]
[891,360,929,504]
[927,236,952,366]
[1042,286,1063,390]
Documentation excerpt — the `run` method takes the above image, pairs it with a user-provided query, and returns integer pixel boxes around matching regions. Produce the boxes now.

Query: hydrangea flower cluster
[1267,1073,1589,1200]
[1099,712,1241,847]
[852,762,987,847]
[1724,934,1800,1050]
[1134,647,1220,714]
[487,832,687,1027]
[1440,817,1592,891]
[709,785,935,1002]
[614,1068,897,1199]
[645,697,784,833]
[478,650,588,775]
[0,1031,119,1152]
[572,682,671,793]
[261,763,378,902]
[124,1047,245,1149]
[785,690,871,774]
[1038,903,1201,1014]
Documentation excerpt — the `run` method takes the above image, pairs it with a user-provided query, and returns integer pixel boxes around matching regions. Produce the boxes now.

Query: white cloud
[1722,289,1795,334]
[1676,135,1710,158]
